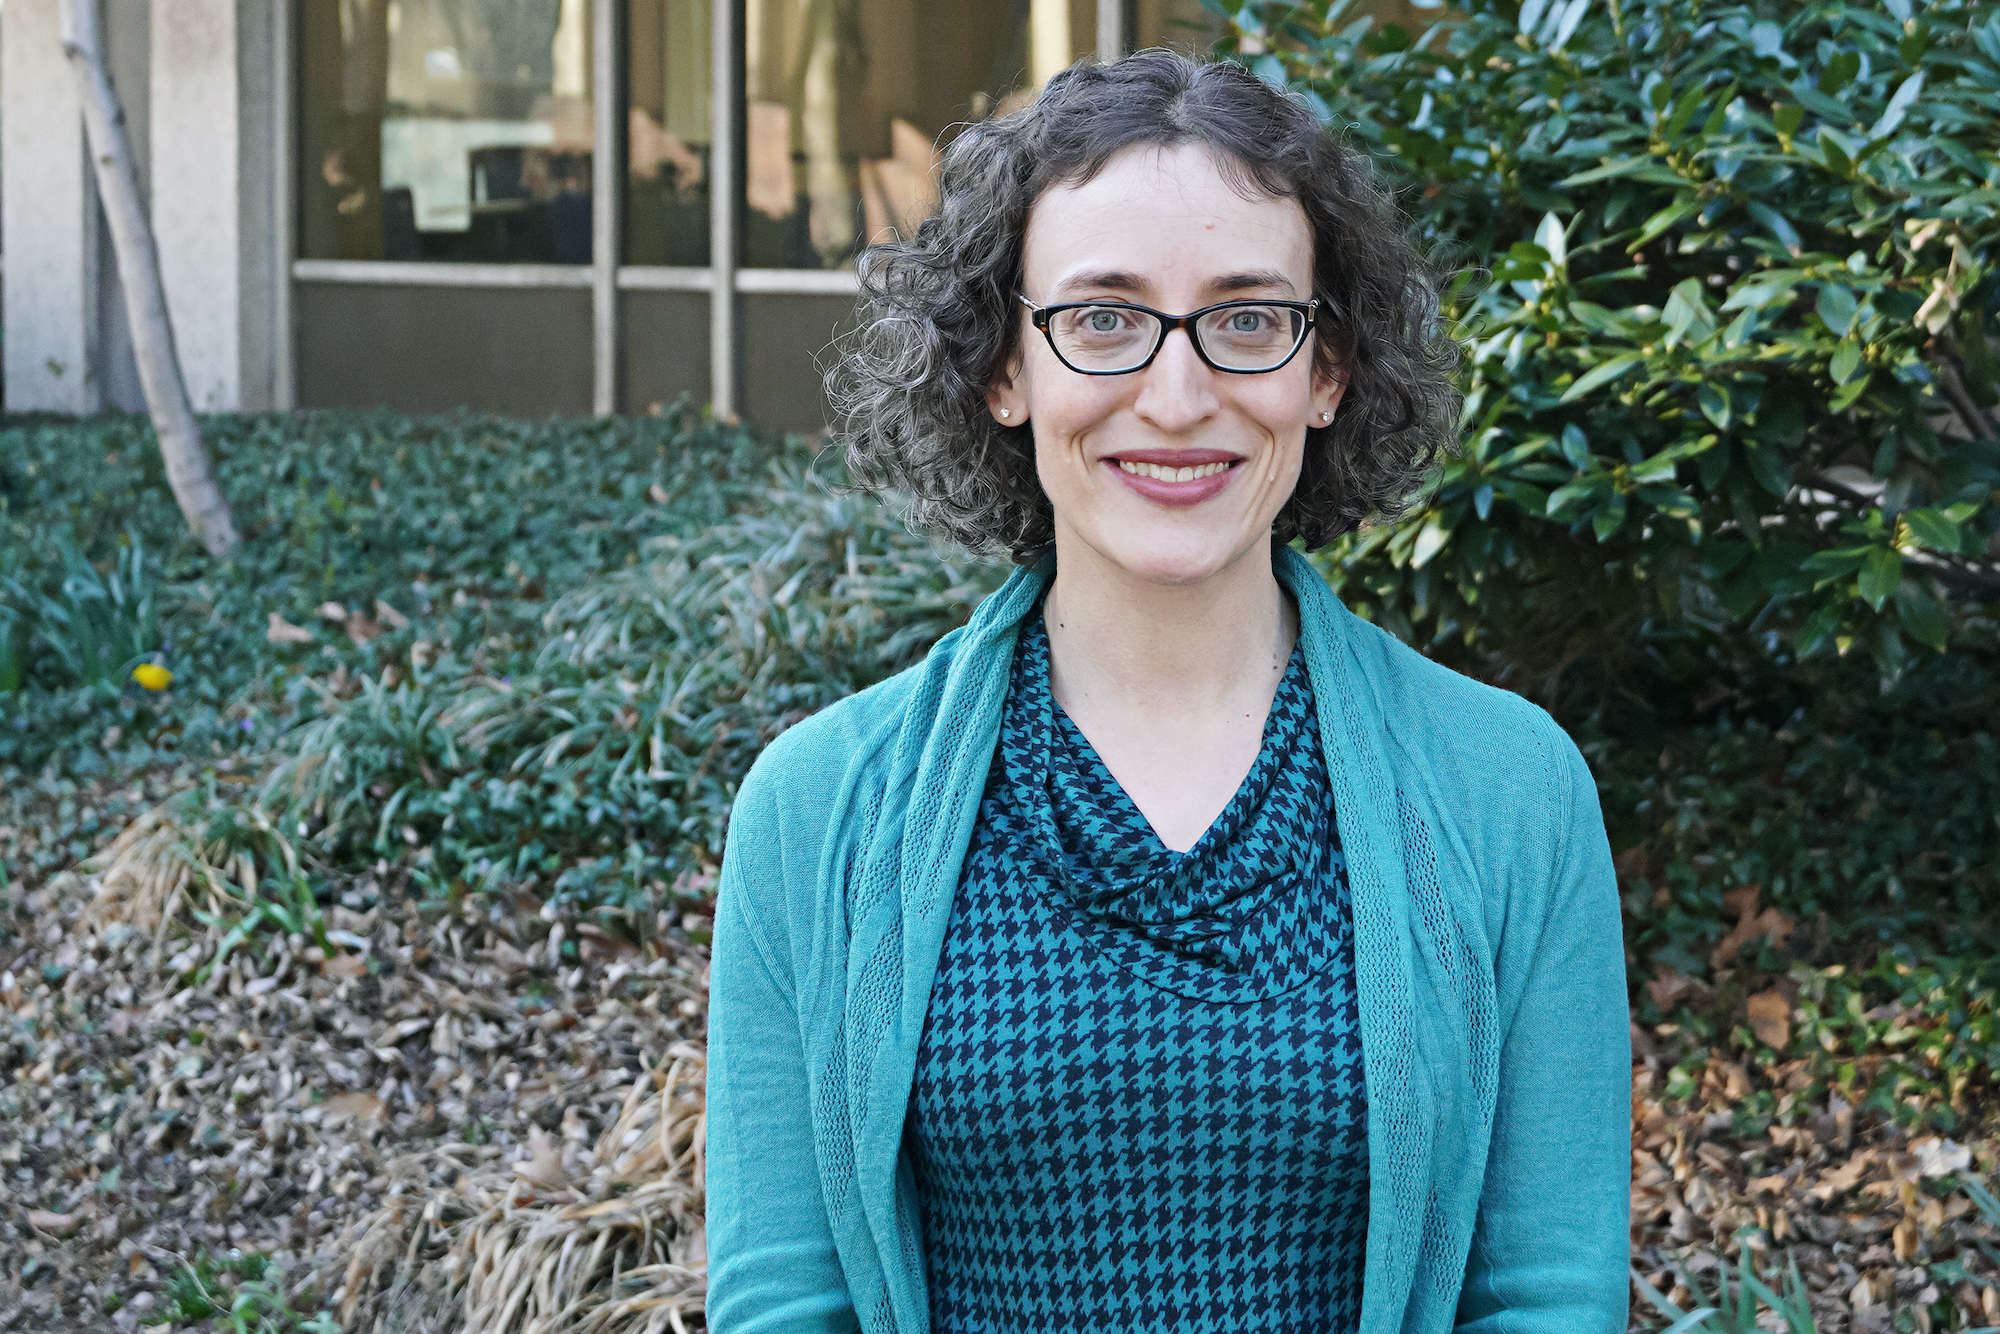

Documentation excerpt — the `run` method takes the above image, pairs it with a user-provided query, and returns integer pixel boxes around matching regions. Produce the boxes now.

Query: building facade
[3,0,1222,430]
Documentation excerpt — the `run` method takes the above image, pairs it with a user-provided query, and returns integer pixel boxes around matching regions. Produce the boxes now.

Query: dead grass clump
[79,794,312,956]
[343,1042,708,1334]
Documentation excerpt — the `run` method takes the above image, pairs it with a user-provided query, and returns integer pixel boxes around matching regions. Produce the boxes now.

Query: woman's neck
[1039,534,1297,852]
[1042,538,1294,714]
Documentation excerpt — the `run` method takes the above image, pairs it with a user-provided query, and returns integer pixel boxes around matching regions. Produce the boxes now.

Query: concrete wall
[151,0,240,410]
[2,0,281,413]
[3,0,96,412]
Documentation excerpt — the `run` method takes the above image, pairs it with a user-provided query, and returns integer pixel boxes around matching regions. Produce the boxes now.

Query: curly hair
[825,49,1460,561]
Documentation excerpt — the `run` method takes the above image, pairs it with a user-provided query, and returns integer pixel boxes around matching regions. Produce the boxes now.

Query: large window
[300,0,597,263]
[740,0,1093,270]
[291,0,1222,419]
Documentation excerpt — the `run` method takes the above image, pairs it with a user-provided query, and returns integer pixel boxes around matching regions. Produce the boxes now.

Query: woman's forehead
[1023,143,1313,299]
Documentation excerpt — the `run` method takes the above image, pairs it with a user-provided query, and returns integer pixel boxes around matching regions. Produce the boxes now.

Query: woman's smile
[1105,449,1242,507]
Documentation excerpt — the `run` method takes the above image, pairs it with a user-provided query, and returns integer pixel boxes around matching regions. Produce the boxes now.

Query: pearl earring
[1320,411,1332,423]
[999,408,1011,419]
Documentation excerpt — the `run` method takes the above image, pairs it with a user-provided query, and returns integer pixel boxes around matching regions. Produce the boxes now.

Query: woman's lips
[1104,454,1243,508]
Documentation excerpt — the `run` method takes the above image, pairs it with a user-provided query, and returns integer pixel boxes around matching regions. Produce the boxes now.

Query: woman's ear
[987,350,1027,427]
[1312,366,1349,429]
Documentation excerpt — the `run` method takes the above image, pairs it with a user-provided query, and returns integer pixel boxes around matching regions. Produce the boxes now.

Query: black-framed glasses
[1019,294,1319,375]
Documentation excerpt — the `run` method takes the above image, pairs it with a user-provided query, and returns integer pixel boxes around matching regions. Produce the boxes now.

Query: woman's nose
[1131,327,1219,431]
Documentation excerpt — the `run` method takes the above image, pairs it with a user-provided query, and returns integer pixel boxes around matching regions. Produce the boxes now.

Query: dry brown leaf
[648,482,670,503]
[321,1092,385,1123]
[266,612,314,645]
[1812,1151,1875,1201]
[27,1210,81,1238]
[1746,989,1791,1049]
[373,598,410,630]
[318,601,351,622]
[321,953,369,978]
[344,615,385,646]
[1914,1136,1972,1177]
[514,1126,567,1189]
[1721,884,1762,921]
[1713,904,1797,967]
[1648,970,1704,1011]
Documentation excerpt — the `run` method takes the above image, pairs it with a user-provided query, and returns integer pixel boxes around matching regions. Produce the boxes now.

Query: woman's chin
[1078,523,1271,591]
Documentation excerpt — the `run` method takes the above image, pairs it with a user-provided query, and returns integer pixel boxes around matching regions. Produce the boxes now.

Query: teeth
[1116,460,1232,482]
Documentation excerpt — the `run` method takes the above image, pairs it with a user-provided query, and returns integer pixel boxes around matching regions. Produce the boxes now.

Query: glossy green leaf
[1901,508,1964,552]
[1745,444,1793,497]
[1869,71,1926,141]
[1698,382,1733,429]
[1830,342,1863,385]
[1559,356,1645,403]
[1794,601,1844,657]
[1631,196,1702,250]
[1894,580,1949,651]
[1817,285,1858,336]
[1410,514,1453,568]
[1744,202,1802,256]
[1559,424,1591,467]
[1859,547,1902,610]
[1592,491,1628,541]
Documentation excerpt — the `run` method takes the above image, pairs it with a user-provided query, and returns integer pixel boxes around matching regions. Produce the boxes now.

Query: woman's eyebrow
[1049,269,1302,300]
[1051,270,1149,297]
[1212,270,1299,295]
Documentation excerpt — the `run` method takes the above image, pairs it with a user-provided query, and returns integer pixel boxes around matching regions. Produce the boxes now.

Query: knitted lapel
[844,555,1052,1333]
[1275,546,1430,1333]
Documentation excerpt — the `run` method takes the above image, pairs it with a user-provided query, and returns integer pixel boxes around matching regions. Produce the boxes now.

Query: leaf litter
[1,803,708,1332]
[5,797,2000,1331]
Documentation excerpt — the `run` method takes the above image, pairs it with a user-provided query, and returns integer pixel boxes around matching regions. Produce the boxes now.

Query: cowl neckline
[996,611,1351,1004]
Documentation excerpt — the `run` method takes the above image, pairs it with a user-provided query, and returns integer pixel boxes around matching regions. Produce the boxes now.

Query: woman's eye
[1086,310,1123,332]
[1230,311,1269,332]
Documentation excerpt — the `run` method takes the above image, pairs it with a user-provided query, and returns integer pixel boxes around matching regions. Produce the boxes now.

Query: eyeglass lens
[1046,304,1306,373]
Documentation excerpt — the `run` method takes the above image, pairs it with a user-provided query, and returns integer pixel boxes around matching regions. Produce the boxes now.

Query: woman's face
[990,142,1342,589]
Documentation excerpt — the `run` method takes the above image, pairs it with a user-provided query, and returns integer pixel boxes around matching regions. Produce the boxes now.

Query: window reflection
[299,0,595,263]
[625,0,713,266]
[741,0,1094,270]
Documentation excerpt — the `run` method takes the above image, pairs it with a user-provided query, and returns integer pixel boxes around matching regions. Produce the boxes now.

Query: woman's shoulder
[1331,608,1593,849]
[1339,611,1571,755]
[730,662,928,840]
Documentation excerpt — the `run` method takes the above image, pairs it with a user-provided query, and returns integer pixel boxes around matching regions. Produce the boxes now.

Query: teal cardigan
[706,546,1631,1334]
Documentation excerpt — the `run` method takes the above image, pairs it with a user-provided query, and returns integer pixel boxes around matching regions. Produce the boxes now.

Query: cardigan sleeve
[1454,728,1632,1334]
[706,782,861,1334]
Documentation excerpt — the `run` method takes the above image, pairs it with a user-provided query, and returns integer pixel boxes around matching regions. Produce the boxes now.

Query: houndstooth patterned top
[908,610,1369,1334]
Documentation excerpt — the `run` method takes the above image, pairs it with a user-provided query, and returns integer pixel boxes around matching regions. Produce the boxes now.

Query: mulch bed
[3,814,1998,1332]
[0,850,709,1332]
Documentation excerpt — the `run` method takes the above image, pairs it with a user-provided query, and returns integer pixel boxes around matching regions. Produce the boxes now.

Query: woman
[706,50,1630,1334]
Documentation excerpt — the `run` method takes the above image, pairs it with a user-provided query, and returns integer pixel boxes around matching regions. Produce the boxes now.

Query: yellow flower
[132,663,174,692]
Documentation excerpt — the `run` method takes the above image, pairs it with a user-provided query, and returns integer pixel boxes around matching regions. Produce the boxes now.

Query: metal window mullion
[273,0,295,409]
[592,0,620,414]
[1098,0,1124,61]
[709,0,737,420]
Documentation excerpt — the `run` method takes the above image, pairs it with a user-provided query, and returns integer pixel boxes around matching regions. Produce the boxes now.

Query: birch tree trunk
[58,0,240,559]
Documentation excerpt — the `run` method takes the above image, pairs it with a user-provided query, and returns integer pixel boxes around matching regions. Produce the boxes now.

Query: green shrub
[1222,0,2000,693]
